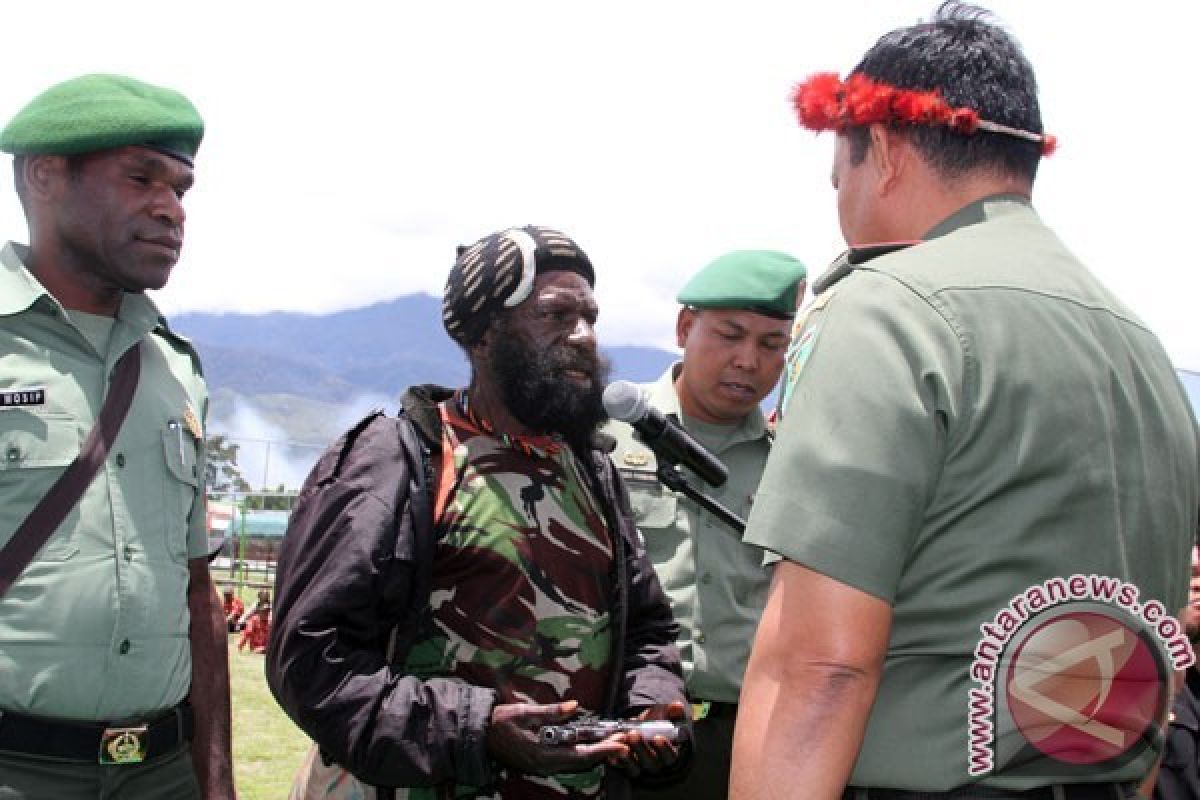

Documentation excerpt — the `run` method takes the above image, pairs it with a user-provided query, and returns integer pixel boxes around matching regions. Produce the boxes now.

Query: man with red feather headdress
[731,3,1199,799]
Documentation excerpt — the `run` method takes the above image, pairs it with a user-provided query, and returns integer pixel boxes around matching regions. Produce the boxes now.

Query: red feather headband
[792,72,1057,157]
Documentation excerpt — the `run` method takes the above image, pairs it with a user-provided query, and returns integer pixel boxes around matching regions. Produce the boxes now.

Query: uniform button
[123,545,134,561]
[118,639,130,655]
[695,632,706,644]
[116,453,126,468]
[700,573,713,584]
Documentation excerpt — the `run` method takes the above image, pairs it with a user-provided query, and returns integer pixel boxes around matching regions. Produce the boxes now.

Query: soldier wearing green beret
[605,249,806,800]
[0,75,233,798]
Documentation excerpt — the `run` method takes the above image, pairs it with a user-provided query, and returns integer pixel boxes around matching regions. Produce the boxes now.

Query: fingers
[609,730,678,778]
[492,701,685,778]
[489,702,614,777]
[492,700,579,727]
[634,700,688,722]
[533,736,626,776]
[663,700,687,721]
[632,731,678,765]
[577,737,629,760]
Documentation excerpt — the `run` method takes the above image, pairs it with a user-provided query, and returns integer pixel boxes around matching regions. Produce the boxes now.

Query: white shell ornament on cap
[502,228,538,308]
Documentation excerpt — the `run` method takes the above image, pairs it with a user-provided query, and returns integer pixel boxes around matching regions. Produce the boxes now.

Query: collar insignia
[623,451,650,467]
[182,405,204,440]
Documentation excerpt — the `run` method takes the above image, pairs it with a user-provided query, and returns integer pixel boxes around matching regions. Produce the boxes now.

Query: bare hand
[608,701,688,778]
[486,700,628,777]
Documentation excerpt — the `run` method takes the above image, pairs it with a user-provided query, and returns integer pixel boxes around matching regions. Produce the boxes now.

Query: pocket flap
[625,478,678,529]
[0,411,80,469]
[162,424,200,487]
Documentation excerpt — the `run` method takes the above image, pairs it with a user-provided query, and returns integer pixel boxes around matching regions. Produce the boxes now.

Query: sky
[0,2,1196,370]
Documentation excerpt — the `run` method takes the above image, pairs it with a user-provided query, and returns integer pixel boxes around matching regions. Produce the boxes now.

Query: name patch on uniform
[0,387,45,409]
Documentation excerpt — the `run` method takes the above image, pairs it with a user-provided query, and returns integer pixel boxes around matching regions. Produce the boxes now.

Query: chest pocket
[0,411,82,560]
[158,423,200,563]
[620,468,678,529]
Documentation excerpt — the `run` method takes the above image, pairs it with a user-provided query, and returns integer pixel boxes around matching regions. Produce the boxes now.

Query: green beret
[676,250,808,319]
[0,74,204,165]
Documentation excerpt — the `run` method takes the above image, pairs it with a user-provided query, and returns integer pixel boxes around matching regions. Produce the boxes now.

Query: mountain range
[170,294,677,485]
[169,296,1200,489]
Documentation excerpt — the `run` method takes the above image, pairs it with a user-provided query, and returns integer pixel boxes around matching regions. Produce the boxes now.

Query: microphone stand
[656,463,746,534]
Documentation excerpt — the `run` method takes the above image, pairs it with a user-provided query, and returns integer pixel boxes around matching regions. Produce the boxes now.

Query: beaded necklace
[453,389,564,458]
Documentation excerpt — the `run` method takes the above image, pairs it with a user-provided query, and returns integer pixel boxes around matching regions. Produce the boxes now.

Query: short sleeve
[185,391,210,560]
[743,270,965,602]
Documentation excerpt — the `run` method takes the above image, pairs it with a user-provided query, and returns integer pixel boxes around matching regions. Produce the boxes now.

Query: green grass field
[229,633,310,799]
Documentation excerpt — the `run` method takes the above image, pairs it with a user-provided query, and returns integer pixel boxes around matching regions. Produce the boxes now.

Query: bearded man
[268,225,688,800]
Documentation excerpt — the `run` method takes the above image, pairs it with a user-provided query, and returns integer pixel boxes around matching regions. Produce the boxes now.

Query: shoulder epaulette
[811,255,852,295]
[847,240,921,266]
[811,240,921,295]
[152,317,205,377]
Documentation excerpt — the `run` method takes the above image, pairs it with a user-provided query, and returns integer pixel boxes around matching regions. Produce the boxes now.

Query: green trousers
[0,745,200,799]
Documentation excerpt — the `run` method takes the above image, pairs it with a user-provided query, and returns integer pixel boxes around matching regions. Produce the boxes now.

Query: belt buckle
[99,724,148,765]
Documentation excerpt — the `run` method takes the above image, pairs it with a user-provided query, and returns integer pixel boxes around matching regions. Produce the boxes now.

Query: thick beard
[488,321,611,449]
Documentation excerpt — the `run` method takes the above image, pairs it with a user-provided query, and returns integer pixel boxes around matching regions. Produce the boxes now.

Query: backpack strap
[385,412,442,665]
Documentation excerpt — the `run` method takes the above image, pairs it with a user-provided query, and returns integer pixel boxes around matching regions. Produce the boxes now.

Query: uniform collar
[923,193,1033,241]
[0,239,163,332]
[810,195,1035,296]
[0,242,49,316]
[813,243,918,295]
[645,363,769,449]
[116,286,164,339]
[646,365,684,417]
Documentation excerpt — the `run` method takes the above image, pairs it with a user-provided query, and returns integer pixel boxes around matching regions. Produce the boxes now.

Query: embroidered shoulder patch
[778,325,820,418]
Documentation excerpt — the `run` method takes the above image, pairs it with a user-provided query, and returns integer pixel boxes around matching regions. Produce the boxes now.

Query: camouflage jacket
[267,385,686,798]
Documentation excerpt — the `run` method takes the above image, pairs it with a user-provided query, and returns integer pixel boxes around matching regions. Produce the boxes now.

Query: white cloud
[211,397,315,490]
[0,1,1195,367]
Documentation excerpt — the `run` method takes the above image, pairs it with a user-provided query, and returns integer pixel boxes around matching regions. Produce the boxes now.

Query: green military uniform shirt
[745,196,1200,790]
[0,241,209,721]
[605,365,773,703]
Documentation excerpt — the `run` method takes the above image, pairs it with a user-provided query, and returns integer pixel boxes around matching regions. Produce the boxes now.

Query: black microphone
[603,381,728,488]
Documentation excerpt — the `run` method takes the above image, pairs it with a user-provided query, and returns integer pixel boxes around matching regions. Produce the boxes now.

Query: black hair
[846,1,1043,182]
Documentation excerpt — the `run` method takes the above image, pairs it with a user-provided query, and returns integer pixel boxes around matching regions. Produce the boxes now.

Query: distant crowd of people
[222,588,272,654]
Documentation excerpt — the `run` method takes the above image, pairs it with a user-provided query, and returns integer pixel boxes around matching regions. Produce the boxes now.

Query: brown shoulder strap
[0,342,142,596]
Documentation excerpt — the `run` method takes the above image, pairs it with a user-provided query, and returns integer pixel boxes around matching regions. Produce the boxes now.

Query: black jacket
[1155,669,1200,800]
[267,385,686,796]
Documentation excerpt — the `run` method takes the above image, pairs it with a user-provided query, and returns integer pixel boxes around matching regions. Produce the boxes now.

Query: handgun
[538,719,679,746]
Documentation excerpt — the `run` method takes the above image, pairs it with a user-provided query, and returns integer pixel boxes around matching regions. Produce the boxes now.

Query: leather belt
[0,702,193,764]
[843,782,1136,800]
